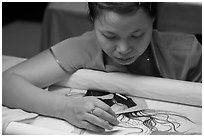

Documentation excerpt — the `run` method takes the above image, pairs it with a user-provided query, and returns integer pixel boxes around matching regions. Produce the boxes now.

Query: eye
[104,35,116,39]
[131,35,140,39]
[102,34,117,40]
[130,32,144,39]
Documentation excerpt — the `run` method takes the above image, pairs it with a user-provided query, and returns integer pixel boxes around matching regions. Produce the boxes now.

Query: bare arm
[2,50,118,132]
[2,50,70,116]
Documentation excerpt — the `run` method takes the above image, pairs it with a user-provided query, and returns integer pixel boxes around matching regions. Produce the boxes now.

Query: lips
[115,56,135,61]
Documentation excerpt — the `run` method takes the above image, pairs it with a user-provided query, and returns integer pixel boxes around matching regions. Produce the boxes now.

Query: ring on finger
[90,106,96,114]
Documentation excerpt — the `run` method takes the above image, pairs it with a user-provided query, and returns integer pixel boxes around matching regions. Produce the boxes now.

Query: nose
[116,41,131,55]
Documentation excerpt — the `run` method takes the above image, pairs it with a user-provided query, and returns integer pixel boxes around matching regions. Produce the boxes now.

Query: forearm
[2,72,67,119]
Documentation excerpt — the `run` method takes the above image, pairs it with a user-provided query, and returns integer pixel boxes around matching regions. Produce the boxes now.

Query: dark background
[2,2,49,26]
[2,2,49,58]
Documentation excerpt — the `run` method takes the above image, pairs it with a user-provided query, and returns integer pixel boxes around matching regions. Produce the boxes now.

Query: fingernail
[108,124,113,130]
[104,121,113,130]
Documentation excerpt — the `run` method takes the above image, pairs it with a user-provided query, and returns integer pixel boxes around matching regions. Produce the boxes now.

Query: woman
[2,2,201,133]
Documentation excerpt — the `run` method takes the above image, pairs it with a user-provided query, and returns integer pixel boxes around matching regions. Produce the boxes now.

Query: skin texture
[94,8,154,65]
[3,50,119,132]
[2,6,154,133]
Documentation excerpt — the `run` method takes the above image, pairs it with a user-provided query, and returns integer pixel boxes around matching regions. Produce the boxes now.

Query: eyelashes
[102,34,117,40]
[130,32,145,39]
[102,33,144,40]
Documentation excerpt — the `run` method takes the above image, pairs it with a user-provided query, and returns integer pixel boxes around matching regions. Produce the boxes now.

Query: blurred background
[2,2,202,58]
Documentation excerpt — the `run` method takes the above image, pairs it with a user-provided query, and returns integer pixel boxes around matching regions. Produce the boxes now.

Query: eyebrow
[100,30,115,34]
[100,28,144,35]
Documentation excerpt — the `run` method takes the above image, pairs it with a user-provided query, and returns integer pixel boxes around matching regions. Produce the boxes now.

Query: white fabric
[4,122,69,135]
[2,106,38,134]
[2,56,202,134]
[56,69,202,107]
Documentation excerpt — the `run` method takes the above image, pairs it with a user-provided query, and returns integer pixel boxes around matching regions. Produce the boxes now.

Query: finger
[94,98,117,118]
[93,107,119,125]
[81,120,105,132]
[85,113,113,130]
[97,94,114,100]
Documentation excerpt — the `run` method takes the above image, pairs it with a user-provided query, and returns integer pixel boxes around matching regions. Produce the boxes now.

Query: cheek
[133,31,152,54]
[97,35,115,55]
[144,30,152,45]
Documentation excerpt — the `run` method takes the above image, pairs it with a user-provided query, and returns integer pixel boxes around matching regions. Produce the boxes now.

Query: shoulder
[50,31,101,73]
[152,29,197,50]
[52,30,100,60]
[62,31,96,45]
[54,31,99,52]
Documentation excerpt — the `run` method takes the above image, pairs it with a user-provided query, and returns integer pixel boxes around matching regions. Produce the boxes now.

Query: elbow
[2,70,24,105]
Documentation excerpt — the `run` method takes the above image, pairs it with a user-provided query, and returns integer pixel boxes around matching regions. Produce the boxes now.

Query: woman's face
[94,8,154,65]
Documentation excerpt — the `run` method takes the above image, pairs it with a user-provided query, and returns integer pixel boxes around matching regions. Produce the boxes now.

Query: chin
[115,58,136,65]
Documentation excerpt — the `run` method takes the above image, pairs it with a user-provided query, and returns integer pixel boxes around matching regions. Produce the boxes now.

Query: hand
[60,96,119,132]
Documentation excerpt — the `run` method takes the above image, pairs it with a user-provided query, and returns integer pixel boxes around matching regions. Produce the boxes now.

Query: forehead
[95,8,152,32]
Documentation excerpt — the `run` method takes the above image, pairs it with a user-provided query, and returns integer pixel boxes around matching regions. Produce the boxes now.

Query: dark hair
[88,2,157,22]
